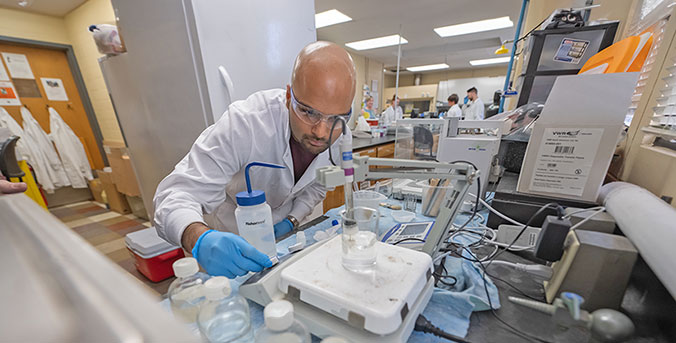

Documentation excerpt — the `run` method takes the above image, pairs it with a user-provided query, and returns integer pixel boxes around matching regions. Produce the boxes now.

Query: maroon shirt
[289,135,317,184]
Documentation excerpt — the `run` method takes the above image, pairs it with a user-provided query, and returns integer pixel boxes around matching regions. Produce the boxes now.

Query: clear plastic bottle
[235,202,276,259]
[197,276,253,343]
[167,257,210,323]
[255,300,310,343]
[235,162,285,260]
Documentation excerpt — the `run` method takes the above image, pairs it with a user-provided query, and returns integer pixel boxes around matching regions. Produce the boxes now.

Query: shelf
[642,126,676,139]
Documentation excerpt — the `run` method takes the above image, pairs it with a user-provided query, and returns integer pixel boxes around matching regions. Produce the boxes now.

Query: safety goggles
[290,87,351,127]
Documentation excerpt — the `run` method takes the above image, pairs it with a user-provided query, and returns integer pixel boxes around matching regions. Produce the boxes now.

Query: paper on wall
[0,62,8,81]
[1,52,35,79]
[0,81,20,106]
[528,128,604,196]
[41,78,69,101]
[553,38,590,64]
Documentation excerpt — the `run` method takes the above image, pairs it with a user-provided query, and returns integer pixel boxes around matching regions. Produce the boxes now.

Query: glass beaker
[341,207,378,272]
[403,193,418,212]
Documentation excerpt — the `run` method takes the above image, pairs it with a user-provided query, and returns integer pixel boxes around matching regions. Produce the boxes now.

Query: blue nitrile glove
[273,218,293,238]
[191,230,273,278]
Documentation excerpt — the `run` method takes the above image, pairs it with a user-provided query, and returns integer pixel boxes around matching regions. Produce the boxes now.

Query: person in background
[381,94,403,126]
[362,96,375,119]
[446,93,462,118]
[153,41,356,278]
[463,87,484,120]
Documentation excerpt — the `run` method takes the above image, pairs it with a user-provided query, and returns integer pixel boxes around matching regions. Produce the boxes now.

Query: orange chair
[579,32,653,74]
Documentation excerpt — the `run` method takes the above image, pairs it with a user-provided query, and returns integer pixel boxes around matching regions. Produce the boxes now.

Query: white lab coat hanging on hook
[0,107,31,160]
[21,106,70,192]
[0,106,57,191]
[48,107,93,188]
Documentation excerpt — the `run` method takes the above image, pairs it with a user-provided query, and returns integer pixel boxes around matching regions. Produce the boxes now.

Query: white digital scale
[240,235,435,342]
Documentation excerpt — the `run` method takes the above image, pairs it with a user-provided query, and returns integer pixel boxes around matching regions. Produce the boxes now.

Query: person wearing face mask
[381,94,403,126]
[153,41,356,278]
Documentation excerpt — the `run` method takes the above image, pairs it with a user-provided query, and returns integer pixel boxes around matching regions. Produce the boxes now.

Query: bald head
[285,42,356,154]
[290,41,356,115]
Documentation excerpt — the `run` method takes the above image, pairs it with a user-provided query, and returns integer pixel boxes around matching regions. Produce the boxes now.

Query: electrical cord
[467,192,526,226]
[449,160,481,232]
[484,271,542,301]
[463,247,552,343]
[414,314,472,343]
[392,237,426,245]
[433,256,458,287]
[568,208,606,231]
[486,202,563,268]
[327,116,347,166]
[562,206,605,219]
[449,226,534,252]
[515,16,550,44]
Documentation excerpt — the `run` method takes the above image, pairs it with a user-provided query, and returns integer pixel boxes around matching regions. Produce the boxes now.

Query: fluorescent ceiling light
[406,63,449,72]
[345,34,408,51]
[470,57,511,66]
[434,16,513,37]
[315,9,352,29]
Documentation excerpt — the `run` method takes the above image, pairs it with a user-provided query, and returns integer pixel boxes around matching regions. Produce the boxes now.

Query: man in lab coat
[463,87,484,120]
[153,42,356,278]
[381,94,403,126]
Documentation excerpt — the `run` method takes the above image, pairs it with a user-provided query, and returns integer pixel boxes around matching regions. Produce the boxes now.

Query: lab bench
[464,248,675,343]
[283,206,675,342]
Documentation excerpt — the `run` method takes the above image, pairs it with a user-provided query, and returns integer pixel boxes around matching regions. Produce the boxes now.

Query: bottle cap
[236,162,285,206]
[264,300,294,331]
[172,257,199,278]
[204,276,231,301]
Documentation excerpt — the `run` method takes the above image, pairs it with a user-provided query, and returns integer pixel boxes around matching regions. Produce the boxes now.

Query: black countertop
[351,135,397,151]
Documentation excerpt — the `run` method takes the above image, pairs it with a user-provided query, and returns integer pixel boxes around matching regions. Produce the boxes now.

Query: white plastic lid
[204,276,232,301]
[264,300,294,331]
[125,227,177,256]
[172,257,199,278]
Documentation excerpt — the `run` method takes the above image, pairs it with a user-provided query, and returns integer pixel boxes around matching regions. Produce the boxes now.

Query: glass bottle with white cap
[167,257,210,322]
[197,276,253,342]
[254,300,310,343]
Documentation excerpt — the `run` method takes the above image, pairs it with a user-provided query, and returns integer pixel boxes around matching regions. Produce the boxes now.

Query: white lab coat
[0,107,31,161]
[464,98,485,120]
[49,107,93,188]
[0,107,52,189]
[381,105,403,126]
[20,107,71,192]
[447,104,462,118]
[153,89,347,246]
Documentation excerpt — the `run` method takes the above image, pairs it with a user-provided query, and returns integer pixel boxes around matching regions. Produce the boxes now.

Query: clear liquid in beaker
[341,207,378,272]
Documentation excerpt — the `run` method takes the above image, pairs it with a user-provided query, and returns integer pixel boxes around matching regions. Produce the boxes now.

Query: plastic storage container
[167,257,210,323]
[125,227,184,282]
[255,300,310,343]
[235,162,285,260]
[197,277,253,343]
